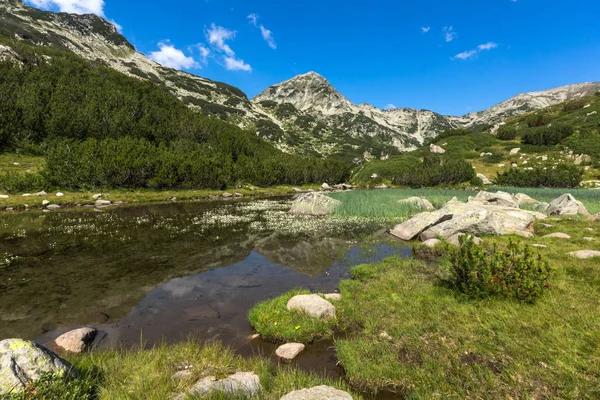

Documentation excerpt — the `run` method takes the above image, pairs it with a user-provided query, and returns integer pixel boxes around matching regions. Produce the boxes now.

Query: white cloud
[259,25,277,49]
[27,0,104,15]
[421,26,431,33]
[477,42,498,51]
[247,13,277,50]
[206,24,236,56]
[442,26,457,42]
[149,42,198,69]
[452,42,498,60]
[247,13,258,27]
[385,104,397,110]
[224,56,252,72]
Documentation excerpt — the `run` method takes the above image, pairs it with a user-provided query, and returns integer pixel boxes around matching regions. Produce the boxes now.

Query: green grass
[0,154,45,175]
[328,188,600,219]
[6,340,361,399]
[248,290,337,343]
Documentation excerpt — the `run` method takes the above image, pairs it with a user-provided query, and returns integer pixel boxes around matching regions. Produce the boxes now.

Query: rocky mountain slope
[1,0,599,161]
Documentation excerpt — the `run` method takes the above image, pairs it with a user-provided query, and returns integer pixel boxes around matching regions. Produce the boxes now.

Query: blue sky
[26,0,600,116]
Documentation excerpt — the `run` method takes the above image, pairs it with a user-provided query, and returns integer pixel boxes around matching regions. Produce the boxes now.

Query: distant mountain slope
[1,0,598,161]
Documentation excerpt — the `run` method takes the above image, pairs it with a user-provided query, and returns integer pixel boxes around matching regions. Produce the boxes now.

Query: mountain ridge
[1,0,599,160]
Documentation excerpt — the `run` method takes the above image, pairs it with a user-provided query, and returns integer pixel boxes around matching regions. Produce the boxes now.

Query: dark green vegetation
[448,237,551,302]
[0,41,349,191]
[5,341,360,400]
[495,164,583,188]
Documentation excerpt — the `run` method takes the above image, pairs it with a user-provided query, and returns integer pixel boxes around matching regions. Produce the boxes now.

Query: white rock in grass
[543,232,571,239]
[0,195,8,199]
[568,250,600,260]
[510,148,521,155]
[92,194,102,200]
[430,144,446,154]
[422,239,442,248]
[95,200,111,207]
[583,237,595,242]
[477,174,492,185]
[287,294,335,320]
[46,204,61,210]
[56,192,64,197]
[280,385,353,400]
[42,200,50,206]
[172,372,262,400]
[531,244,547,248]
[323,293,341,301]
[398,197,435,211]
[276,343,305,361]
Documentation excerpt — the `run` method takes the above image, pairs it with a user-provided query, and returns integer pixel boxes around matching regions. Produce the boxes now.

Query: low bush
[448,237,552,303]
[495,164,582,188]
[496,126,517,140]
[563,98,587,112]
[521,124,574,146]
[391,154,476,188]
[526,113,552,127]
[0,171,49,193]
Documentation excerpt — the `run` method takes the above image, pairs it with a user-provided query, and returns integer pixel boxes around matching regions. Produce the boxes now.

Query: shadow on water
[0,199,409,398]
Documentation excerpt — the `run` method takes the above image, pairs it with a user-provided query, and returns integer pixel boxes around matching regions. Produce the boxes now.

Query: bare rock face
[391,200,543,242]
[54,327,97,353]
[172,371,262,400]
[547,194,590,216]
[287,294,336,320]
[289,193,341,216]
[0,339,78,395]
[568,250,600,260]
[398,197,435,211]
[275,343,305,361]
[280,385,353,400]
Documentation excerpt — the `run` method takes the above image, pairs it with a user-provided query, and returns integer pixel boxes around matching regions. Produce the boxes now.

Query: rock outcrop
[289,193,341,216]
[469,191,520,208]
[546,194,590,216]
[0,339,77,395]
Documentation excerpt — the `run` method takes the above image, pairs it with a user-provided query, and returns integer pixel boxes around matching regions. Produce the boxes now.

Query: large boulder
[390,200,543,242]
[397,197,435,211]
[546,194,590,216]
[54,327,97,353]
[289,193,341,216]
[287,294,335,320]
[0,339,77,395]
[280,385,353,400]
[172,372,262,400]
[470,191,519,208]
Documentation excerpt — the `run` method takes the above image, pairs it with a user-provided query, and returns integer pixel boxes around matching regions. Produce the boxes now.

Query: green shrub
[448,237,551,303]
[521,124,574,146]
[392,154,476,187]
[0,171,49,193]
[526,113,551,127]
[563,98,587,112]
[495,164,582,188]
[496,125,517,140]
[482,153,504,164]
[431,128,472,142]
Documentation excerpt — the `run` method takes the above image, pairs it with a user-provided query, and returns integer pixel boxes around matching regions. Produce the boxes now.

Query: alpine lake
[0,196,410,380]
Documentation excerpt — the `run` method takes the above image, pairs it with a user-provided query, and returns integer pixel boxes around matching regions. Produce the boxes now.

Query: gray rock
[0,339,77,395]
[222,192,233,198]
[95,200,111,207]
[92,194,102,200]
[447,233,482,247]
[172,370,193,381]
[321,183,331,190]
[547,194,590,216]
[292,188,304,193]
[422,238,442,248]
[477,173,492,185]
[172,371,262,400]
[234,193,244,198]
[568,250,600,259]
[35,191,47,196]
[430,144,446,154]
[323,293,341,301]
[398,197,435,211]
[583,237,595,242]
[470,191,519,208]
[275,343,305,361]
[515,193,540,205]
[287,294,335,320]
[374,184,388,190]
[510,148,521,155]
[531,244,547,248]
[280,385,353,400]
[543,232,571,239]
[54,327,97,353]
[46,204,61,210]
[289,193,341,216]
[42,200,50,206]
[391,201,542,242]
[55,192,64,197]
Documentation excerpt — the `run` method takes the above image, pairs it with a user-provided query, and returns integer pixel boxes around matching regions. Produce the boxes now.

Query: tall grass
[328,188,600,219]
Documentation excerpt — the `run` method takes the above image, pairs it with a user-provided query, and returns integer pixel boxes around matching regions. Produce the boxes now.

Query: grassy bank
[328,187,600,219]
[8,341,360,400]
[248,216,600,398]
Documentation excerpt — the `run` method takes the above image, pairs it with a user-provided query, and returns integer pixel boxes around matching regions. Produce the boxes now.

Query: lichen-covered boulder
[287,294,335,320]
[470,191,519,208]
[546,194,590,216]
[289,193,341,216]
[280,385,353,400]
[0,339,77,395]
